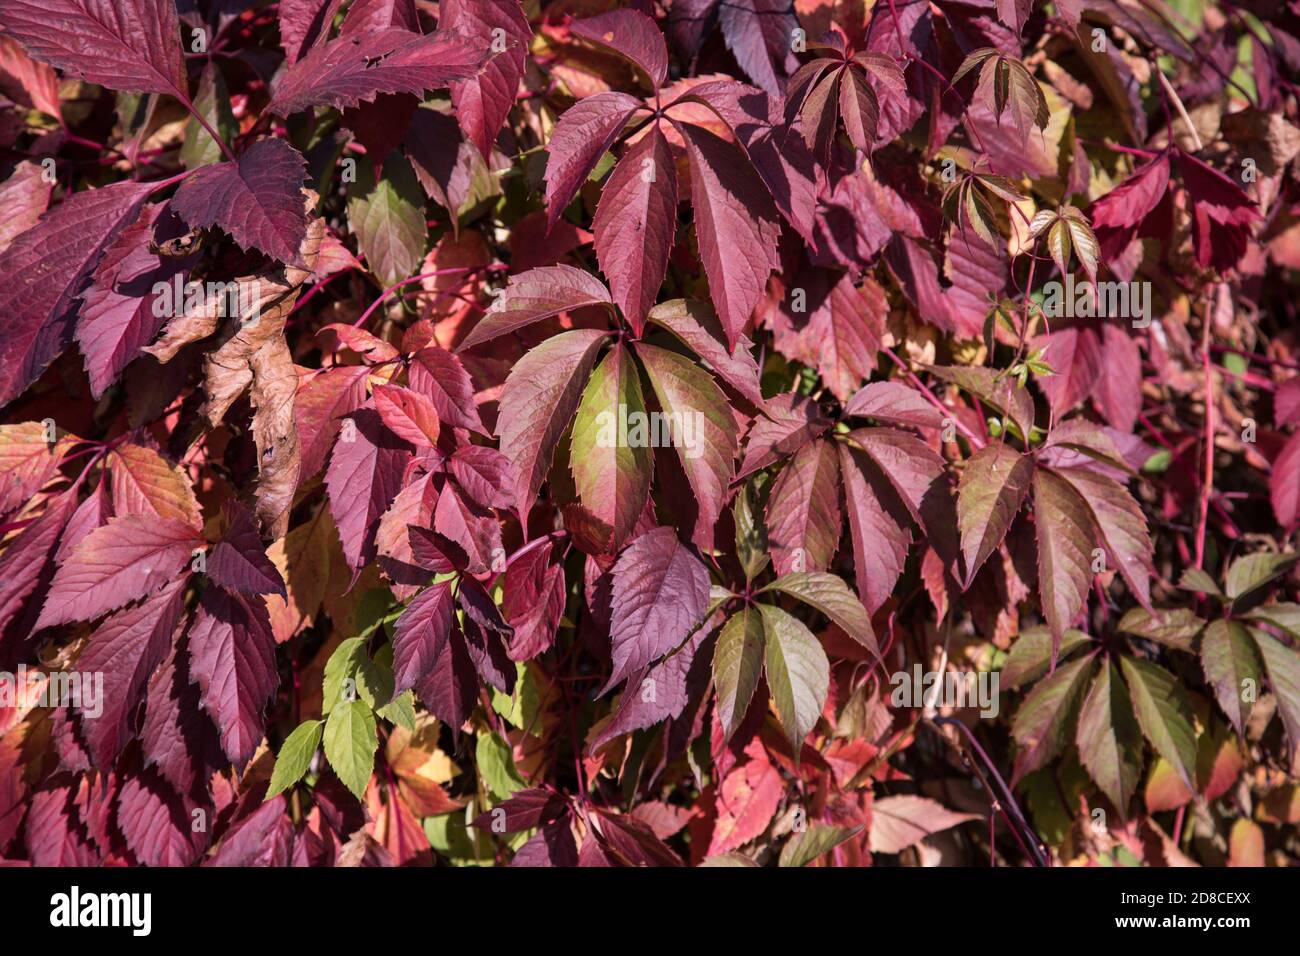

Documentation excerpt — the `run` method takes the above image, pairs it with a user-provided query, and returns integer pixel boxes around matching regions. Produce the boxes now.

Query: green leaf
[491,662,541,734]
[1075,661,1143,816]
[778,824,863,867]
[1117,606,1205,651]
[713,608,765,740]
[956,444,1034,587]
[1011,653,1094,779]
[1031,468,1098,656]
[347,154,428,289]
[323,700,378,800]
[568,342,652,550]
[1245,603,1300,638]
[1001,626,1091,690]
[1177,567,1223,598]
[476,731,525,800]
[758,602,830,753]
[378,690,416,731]
[1224,552,1298,604]
[181,62,237,170]
[760,571,877,659]
[266,719,323,799]
[1200,620,1262,736]
[1119,656,1198,790]
[733,478,770,583]
[322,637,368,715]
[357,657,395,710]
[1250,627,1300,763]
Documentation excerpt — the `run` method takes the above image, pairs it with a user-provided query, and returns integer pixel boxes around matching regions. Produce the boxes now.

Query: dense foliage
[0,0,1298,868]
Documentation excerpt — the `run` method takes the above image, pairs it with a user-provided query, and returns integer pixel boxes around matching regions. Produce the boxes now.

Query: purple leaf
[0,0,186,96]
[207,501,287,598]
[392,581,454,695]
[0,180,155,407]
[268,27,487,116]
[188,585,280,767]
[442,0,531,158]
[603,526,710,692]
[171,138,310,266]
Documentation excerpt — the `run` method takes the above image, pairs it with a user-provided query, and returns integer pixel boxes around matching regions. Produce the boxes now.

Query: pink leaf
[594,124,678,333]
[603,526,710,692]
[36,515,203,629]
[188,585,280,766]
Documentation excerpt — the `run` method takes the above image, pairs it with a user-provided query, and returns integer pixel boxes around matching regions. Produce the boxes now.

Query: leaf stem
[176,93,238,163]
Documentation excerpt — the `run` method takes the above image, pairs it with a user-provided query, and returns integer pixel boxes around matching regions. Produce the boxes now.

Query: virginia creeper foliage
[1,0,1299,868]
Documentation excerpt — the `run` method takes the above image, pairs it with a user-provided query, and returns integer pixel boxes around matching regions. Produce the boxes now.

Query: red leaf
[207,502,287,598]
[502,544,566,660]
[650,308,761,416]
[74,576,189,768]
[0,0,186,96]
[372,383,441,447]
[408,345,489,435]
[171,138,310,266]
[448,445,512,510]
[603,526,710,692]
[141,642,222,796]
[339,0,419,34]
[0,180,155,407]
[1271,431,1300,531]
[707,755,783,854]
[738,393,832,479]
[279,0,346,65]
[569,9,668,87]
[188,586,280,767]
[543,91,644,231]
[35,515,202,629]
[268,27,487,117]
[766,438,842,575]
[594,124,678,333]
[77,204,191,399]
[392,580,454,694]
[443,0,531,158]
[325,404,415,573]
[296,365,375,481]
[116,770,209,866]
[675,121,781,349]
[716,0,798,95]
[497,328,609,522]
[458,264,612,350]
